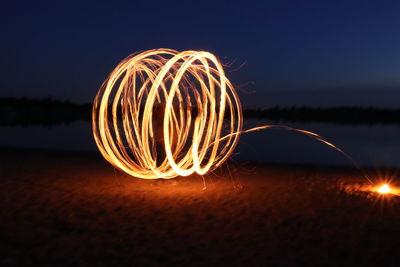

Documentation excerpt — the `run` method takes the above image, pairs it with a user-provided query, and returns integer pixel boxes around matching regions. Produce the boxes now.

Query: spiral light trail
[93,49,361,180]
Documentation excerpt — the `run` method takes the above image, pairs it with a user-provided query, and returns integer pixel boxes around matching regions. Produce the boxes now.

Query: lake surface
[2,120,400,167]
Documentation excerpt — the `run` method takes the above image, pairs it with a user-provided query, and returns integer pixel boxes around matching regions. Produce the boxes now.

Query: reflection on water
[237,120,400,167]
[1,120,399,167]
[1,121,96,152]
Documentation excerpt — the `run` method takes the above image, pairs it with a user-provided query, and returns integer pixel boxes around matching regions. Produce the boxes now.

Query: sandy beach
[1,147,399,266]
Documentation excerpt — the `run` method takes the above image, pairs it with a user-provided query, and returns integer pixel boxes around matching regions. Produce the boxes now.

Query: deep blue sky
[1,0,400,107]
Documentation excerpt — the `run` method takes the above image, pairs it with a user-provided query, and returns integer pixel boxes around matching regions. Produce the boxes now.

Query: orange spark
[377,184,391,194]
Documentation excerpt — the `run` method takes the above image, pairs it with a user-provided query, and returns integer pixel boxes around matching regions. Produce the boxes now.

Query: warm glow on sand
[93,49,353,179]
[377,184,391,194]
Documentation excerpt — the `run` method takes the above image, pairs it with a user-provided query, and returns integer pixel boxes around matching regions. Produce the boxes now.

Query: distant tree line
[243,106,400,125]
[0,97,91,126]
[1,97,399,126]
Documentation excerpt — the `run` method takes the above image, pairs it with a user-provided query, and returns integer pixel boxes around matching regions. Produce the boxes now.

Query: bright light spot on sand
[377,184,391,194]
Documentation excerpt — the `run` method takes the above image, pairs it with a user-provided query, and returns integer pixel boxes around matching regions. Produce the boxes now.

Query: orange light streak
[92,49,363,180]
[93,49,242,179]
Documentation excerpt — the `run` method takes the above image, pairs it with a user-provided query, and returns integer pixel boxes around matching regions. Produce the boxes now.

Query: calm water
[1,120,400,167]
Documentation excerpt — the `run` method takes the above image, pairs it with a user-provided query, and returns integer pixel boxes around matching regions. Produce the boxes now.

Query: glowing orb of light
[377,184,391,194]
[92,49,242,179]
[93,49,353,180]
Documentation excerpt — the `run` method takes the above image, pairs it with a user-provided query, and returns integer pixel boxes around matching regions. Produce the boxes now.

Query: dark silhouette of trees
[1,98,399,126]
[243,106,400,124]
[0,97,91,126]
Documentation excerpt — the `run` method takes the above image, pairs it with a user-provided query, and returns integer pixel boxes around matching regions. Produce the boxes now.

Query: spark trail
[92,49,371,182]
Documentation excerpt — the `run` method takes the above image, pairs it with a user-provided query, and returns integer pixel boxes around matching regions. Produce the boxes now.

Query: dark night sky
[1,0,400,107]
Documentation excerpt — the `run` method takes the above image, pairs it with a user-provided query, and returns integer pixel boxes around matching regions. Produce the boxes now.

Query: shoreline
[1,146,397,170]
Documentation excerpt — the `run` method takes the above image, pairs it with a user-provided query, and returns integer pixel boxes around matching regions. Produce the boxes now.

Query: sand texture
[1,147,399,266]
